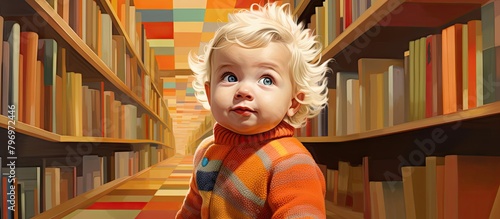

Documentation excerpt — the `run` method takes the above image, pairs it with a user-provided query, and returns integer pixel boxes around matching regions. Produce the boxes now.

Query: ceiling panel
[143,22,173,39]
[156,56,175,70]
[173,0,207,8]
[134,0,172,9]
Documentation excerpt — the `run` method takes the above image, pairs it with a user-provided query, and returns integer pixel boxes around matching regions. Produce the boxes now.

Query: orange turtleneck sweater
[176,121,326,219]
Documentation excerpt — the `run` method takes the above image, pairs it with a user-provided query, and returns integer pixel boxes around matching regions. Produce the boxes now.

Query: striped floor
[63,154,193,219]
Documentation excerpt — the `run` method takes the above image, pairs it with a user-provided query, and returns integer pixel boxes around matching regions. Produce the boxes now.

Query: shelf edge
[300,101,500,143]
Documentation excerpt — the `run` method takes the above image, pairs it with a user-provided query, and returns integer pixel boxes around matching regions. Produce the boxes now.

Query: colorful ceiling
[136,0,273,70]
[135,0,278,153]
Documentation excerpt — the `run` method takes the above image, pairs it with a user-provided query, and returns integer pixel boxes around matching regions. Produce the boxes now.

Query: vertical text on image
[5,104,17,212]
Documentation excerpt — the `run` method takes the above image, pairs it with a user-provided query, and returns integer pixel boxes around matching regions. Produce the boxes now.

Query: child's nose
[234,86,254,100]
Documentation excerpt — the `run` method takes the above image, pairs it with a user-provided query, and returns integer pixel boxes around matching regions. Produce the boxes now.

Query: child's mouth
[232,107,255,116]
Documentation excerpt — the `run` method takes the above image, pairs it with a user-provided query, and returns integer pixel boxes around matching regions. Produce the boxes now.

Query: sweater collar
[213,121,295,146]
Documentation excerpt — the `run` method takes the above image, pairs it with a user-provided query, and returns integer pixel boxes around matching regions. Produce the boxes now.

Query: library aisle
[62,155,193,219]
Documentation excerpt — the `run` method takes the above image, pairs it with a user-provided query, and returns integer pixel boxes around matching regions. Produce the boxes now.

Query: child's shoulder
[267,137,313,160]
[266,137,319,172]
[193,135,215,164]
[199,135,215,149]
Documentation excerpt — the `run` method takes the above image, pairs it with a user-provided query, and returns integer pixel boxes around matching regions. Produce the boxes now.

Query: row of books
[334,17,499,136]
[294,89,334,137]
[0,144,167,218]
[307,0,378,48]
[2,10,162,115]
[0,18,170,140]
[44,0,161,89]
[83,80,166,140]
[319,154,500,219]
[406,17,498,120]
[45,0,169,128]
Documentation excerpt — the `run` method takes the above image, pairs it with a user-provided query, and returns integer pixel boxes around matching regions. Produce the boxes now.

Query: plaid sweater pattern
[176,121,326,219]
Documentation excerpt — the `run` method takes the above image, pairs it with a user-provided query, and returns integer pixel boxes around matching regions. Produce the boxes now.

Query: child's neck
[213,121,295,146]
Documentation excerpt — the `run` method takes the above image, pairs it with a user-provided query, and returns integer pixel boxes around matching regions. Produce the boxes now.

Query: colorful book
[442,23,464,114]
[38,39,58,132]
[346,79,360,134]
[358,58,403,131]
[444,155,500,219]
[382,181,406,219]
[426,34,443,117]
[388,65,405,126]
[426,156,445,219]
[20,31,39,126]
[481,1,498,104]
[402,166,426,219]
[3,21,20,121]
[2,41,10,116]
[336,72,358,136]
[490,186,500,219]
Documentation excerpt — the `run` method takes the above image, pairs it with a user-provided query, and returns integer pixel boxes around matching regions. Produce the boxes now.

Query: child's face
[205,42,299,135]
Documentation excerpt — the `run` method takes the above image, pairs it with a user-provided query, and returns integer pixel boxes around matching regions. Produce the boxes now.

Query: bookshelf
[293,0,500,218]
[0,0,174,217]
[0,115,167,144]
[6,0,167,124]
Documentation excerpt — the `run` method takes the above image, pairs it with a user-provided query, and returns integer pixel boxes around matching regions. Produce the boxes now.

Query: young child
[176,2,330,218]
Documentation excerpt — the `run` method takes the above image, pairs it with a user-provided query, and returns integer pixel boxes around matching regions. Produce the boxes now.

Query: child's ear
[287,92,304,117]
[204,82,211,105]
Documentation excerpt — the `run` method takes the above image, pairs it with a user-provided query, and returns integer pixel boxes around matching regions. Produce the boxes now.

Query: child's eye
[222,73,238,82]
[258,76,273,85]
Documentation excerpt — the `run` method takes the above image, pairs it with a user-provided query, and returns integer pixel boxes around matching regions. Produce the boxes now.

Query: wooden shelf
[0,115,170,147]
[299,101,500,143]
[0,114,59,142]
[96,0,163,97]
[336,101,500,141]
[21,0,167,126]
[304,107,500,168]
[58,136,171,146]
[298,136,336,142]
